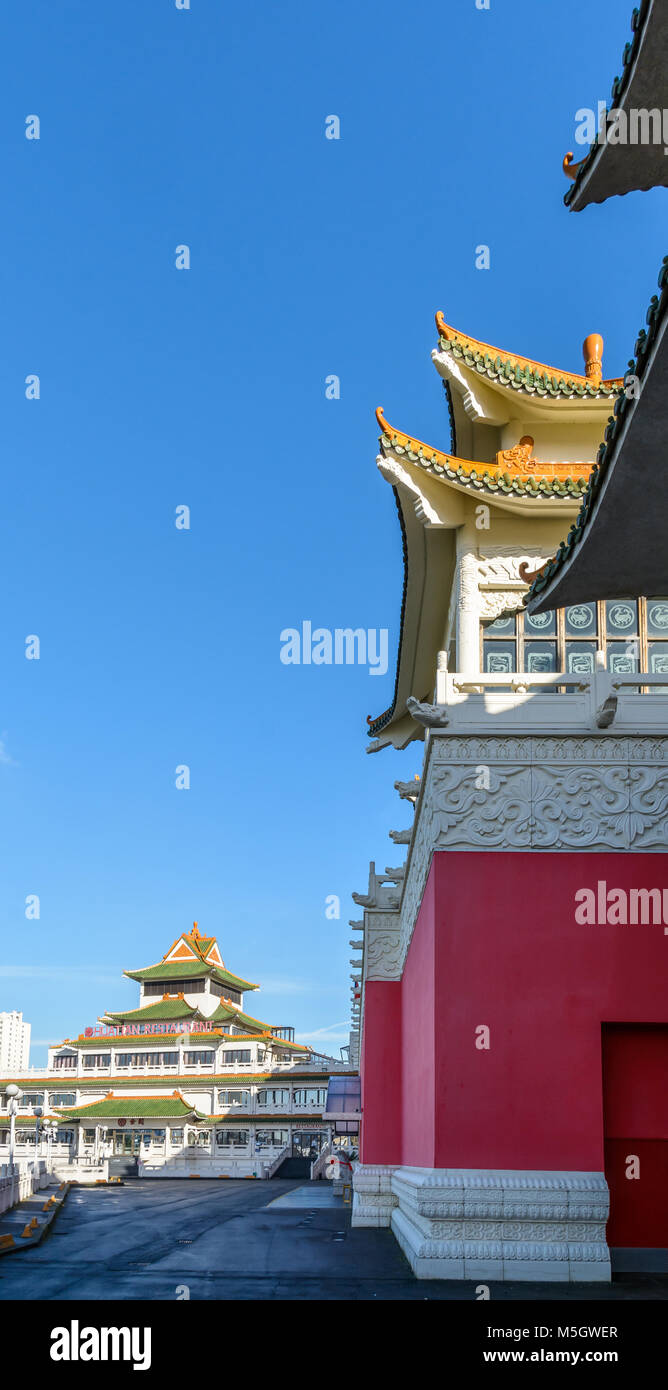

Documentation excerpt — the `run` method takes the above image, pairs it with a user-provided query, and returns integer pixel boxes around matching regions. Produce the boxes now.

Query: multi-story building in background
[0,1011,30,1072]
[0,924,358,1181]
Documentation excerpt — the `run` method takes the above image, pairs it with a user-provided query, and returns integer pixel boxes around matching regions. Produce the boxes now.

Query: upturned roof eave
[526,256,668,611]
[564,0,668,211]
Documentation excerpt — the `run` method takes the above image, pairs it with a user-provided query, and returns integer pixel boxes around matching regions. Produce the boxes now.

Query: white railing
[262,1143,291,1179]
[0,1159,49,1215]
[433,659,668,734]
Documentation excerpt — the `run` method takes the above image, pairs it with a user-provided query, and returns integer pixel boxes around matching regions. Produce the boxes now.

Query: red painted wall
[361,852,668,1183]
[360,980,401,1163]
[400,865,436,1167]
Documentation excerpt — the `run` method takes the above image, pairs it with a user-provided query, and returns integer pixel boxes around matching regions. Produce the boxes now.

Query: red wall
[361,852,668,1175]
[360,979,401,1163]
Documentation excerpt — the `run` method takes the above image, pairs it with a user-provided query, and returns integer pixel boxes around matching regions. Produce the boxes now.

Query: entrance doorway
[602,1024,668,1266]
[292,1132,326,1161]
[113,1130,143,1155]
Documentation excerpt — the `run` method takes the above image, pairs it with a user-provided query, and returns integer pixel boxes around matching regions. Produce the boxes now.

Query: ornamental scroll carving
[477,549,554,622]
[365,912,402,981]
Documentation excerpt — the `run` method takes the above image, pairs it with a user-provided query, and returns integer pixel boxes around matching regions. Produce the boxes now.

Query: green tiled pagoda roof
[526,256,668,606]
[60,1095,205,1120]
[102,999,200,1023]
[124,960,258,992]
[209,1002,272,1031]
[67,1030,223,1046]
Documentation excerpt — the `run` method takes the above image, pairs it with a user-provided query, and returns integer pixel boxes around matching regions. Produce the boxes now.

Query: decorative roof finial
[583,334,604,387]
[192,921,200,937]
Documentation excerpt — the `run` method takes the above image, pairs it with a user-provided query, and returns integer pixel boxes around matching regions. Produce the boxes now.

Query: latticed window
[257,1089,289,1106]
[217,1090,248,1107]
[53,1054,77,1070]
[481,598,668,681]
[82,1054,111,1069]
[216,1129,249,1146]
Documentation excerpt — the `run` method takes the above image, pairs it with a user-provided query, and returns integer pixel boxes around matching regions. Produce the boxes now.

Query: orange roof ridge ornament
[495,436,536,472]
[519,558,552,585]
[434,310,621,388]
[583,333,604,388]
[563,151,586,182]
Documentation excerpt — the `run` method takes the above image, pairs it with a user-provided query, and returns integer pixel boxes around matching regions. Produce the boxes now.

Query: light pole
[4,1084,21,1205]
[33,1104,44,1179]
[45,1117,58,1176]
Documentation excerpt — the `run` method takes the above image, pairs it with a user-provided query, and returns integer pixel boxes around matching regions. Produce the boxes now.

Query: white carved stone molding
[392,734,668,973]
[385,1168,610,1282]
[365,912,402,982]
[477,547,555,622]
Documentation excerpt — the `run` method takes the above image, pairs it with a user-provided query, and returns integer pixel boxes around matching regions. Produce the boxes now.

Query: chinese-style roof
[100,998,202,1025]
[435,313,622,398]
[124,960,257,993]
[376,408,592,500]
[367,408,592,742]
[564,0,668,211]
[60,1092,206,1120]
[206,1002,306,1043]
[125,924,258,992]
[526,256,668,611]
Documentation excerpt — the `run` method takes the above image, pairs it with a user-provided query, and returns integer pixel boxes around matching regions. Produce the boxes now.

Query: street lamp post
[44,1117,58,1176]
[4,1085,22,1207]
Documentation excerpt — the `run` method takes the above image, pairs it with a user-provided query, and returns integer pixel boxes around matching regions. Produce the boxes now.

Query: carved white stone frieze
[388,734,668,974]
[357,1167,611,1281]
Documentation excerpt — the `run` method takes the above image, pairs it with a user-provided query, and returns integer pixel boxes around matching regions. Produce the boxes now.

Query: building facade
[350,319,668,1281]
[0,1012,31,1072]
[0,925,357,1181]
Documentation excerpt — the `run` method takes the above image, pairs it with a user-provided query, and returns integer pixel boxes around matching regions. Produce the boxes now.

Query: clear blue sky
[1,0,665,1064]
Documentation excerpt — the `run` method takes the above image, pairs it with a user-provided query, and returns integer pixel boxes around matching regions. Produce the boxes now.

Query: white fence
[0,1159,49,1216]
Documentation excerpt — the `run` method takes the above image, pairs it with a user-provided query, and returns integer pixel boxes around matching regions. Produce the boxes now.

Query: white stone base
[351,1163,398,1227]
[353,1165,611,1282]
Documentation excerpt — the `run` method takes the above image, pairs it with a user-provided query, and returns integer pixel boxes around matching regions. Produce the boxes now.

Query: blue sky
[1,0,666,1064]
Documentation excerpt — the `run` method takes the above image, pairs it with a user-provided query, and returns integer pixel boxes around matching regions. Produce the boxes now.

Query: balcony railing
[433,660,668,734]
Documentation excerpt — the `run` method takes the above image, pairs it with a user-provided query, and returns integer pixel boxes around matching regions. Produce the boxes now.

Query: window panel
[648,642,668,674]
[524,641,558,673]
[565,604,597,638]
[646,598,668,638]
[483,641,515,673]
[607,642,639,673]
[606,599,638,637]
[565,641,597,674]
[483,614,516,637]
[524,609,556,637]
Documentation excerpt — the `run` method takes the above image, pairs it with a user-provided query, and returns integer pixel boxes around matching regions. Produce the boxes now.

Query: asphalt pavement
[0,1179,667,1301]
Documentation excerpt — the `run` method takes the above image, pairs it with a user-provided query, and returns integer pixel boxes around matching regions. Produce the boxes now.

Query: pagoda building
[0,925,357,1181]
[350,316,668,1282]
